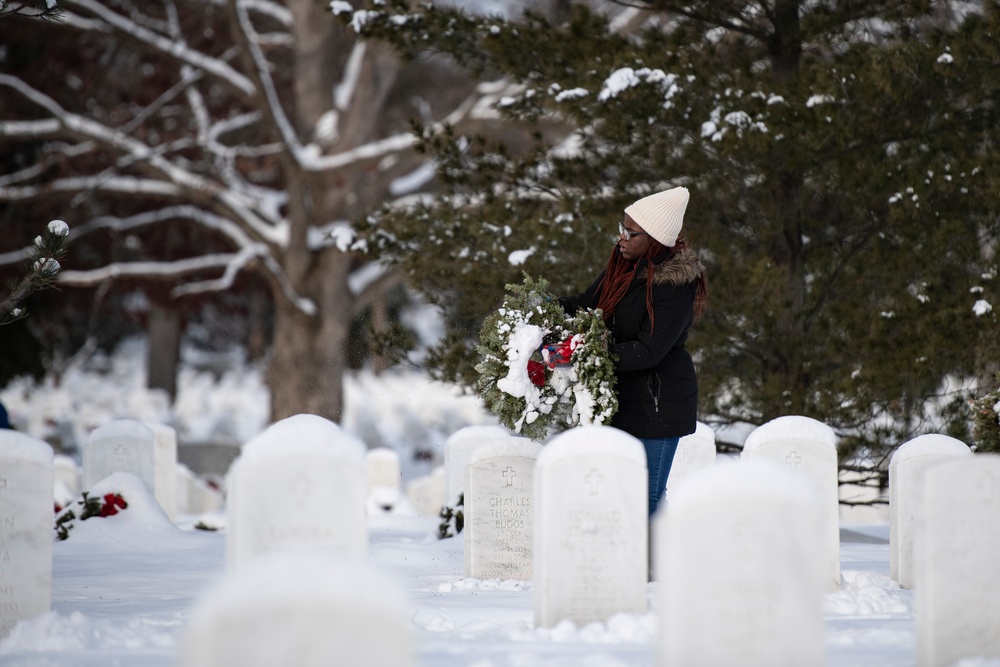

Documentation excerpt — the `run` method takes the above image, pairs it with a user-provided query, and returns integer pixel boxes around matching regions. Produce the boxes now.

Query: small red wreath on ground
[54,491,129,540]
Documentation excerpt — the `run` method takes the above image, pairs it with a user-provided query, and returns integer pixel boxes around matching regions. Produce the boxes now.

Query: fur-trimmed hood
[641,246,705,286]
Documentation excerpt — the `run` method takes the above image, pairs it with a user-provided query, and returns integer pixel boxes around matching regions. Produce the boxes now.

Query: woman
[558,186,707,517]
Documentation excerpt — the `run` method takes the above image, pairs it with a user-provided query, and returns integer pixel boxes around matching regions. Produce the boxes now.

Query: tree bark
[147,302,181,401]
[268,245,353,422]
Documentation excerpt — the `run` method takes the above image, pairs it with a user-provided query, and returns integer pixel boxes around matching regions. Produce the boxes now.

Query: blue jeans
[642,436,680,517]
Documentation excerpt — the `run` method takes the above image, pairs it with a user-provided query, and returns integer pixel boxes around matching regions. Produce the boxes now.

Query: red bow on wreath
[541,336,576,369]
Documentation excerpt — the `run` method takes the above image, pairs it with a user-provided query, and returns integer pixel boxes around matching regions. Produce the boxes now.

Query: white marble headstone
[0,431,54,638]
[225,414,367,569]
[915,454,1000,666]
[664,420,716,500]
[146,422,178,521]
[181,553,412,667]
[916,454,1000,667]
[742,415,841,590]
[365,448,401,491]
[176,464,195,515]
[405,466,445,517]
[889,434,972,589]
[52,454,80,497]
[83,419,156,494]
[464,437,540,580]
[656,459,825,667]
[443,425,510,506]
[533,425,647,627]
[191,477,224,514]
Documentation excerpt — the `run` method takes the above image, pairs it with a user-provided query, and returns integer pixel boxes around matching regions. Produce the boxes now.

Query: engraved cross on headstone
[0,477,6,500]
[679,445,690,462]
[502,466,516,487]
[585,468,604,495]
[786,451,802,470]
[114,444,127,462]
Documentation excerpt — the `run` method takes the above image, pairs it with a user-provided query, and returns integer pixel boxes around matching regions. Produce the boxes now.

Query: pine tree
[341,1,1000,457]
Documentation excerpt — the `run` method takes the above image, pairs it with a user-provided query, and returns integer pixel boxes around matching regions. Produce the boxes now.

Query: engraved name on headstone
[465,437,540,580]
[225,414,367,569]
[533,426,647,627]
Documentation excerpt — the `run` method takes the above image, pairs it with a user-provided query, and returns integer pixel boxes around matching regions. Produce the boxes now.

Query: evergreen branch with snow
[0,220,71,326]
[0,0,63,21]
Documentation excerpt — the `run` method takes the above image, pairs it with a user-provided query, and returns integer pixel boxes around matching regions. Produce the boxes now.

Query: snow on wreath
[475,274,618,440]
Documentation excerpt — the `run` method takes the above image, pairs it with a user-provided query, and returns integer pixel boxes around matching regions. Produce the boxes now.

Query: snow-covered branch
[170,244,264,297]
[227,0,303,163]
[0,220,71,326]
[0,118,61,139]
[62,0,257,98]
[301,81,508,172]
[52,217,313,315]
[58,255,241,285]
[0,176,182,200]
[0,73,287,247]
[70,205,262,252]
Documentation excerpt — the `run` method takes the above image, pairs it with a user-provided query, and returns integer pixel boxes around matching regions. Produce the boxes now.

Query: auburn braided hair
[594,234,708,335]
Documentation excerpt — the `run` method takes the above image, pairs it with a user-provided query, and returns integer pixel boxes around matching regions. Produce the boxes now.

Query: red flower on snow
[99,493,128,517]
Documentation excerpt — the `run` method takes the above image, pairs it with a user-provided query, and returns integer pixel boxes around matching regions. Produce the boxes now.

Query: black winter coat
[559,246,704,439]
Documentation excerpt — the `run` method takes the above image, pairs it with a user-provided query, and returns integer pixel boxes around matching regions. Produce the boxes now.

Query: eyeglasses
[618,222,648,240]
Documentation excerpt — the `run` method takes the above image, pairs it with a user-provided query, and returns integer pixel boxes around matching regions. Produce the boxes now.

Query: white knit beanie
[624,186,689,247]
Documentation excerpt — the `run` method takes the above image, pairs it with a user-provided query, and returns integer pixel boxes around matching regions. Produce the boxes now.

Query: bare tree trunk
[268,246,353,422]
[246,290,269,362]
[147,303,181,401]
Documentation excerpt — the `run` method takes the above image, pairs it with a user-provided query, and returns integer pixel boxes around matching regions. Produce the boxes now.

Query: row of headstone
[5,411,995,664]
[62,420,225,518]
[658,427,999,666]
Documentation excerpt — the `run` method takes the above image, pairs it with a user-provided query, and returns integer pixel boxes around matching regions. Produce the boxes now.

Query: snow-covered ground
[0,339,992,666]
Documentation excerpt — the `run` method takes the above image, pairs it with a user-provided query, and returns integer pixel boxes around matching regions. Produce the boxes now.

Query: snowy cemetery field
[1,338,999,667]
[2,501,918,667]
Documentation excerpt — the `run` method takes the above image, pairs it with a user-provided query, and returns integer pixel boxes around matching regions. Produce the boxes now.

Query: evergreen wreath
[475,274,618,440]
